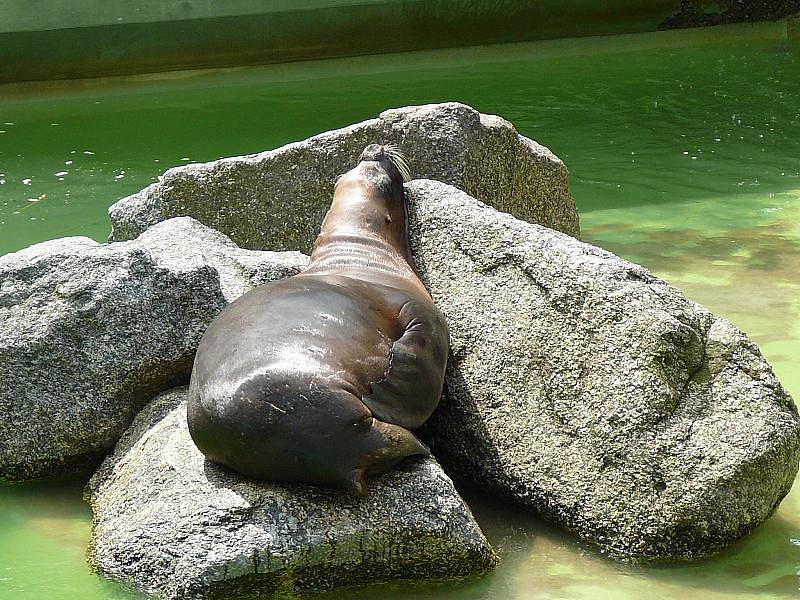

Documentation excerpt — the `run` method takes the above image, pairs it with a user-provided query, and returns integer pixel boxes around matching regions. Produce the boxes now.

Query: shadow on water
[311,480,800,600]
[462,484,800,600]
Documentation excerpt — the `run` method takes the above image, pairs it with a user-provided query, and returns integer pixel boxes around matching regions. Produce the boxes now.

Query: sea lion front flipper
[363,301,449,429]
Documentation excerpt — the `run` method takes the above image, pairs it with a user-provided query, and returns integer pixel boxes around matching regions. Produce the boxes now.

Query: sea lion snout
[357,143,411,182]
[359,143,387,162]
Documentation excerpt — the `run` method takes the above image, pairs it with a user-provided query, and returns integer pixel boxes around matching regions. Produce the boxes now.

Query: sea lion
[187,144,449,496]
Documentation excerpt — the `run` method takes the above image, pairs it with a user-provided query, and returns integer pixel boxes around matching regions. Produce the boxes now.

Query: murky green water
[1,22,799,600]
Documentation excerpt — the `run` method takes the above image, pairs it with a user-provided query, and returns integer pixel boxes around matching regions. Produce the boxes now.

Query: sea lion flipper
[363,301,449,429]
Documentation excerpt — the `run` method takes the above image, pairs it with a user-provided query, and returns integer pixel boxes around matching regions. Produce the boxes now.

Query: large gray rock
[406,180,800,559]
[87,388,497,599]
[108,102,579,251]
[0,218,307,481]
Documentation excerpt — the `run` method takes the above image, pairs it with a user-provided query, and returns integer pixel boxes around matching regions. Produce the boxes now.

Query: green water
[1,22,799,599]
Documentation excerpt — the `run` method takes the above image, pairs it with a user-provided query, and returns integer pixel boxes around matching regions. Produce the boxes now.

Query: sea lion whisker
[382,144,411,182]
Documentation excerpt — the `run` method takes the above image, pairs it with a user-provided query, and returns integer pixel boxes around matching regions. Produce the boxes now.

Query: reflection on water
[1,22,800,600]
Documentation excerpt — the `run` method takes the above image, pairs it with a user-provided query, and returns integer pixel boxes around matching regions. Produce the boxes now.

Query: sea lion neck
[308,160,417,275]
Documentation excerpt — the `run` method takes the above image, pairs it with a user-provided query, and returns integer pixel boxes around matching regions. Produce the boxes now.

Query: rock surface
[108,102,579,251]
[87,388,497,599]
[406,179,800,559]
[0,218,307,481]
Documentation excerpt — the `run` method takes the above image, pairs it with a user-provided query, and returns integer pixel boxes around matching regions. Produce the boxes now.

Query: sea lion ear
[344,469,368,497]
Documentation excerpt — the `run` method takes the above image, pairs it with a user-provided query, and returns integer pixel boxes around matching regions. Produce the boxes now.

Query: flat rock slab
[0,218,307,480]
[406,179,800,559]
[87,388,497,599]
[108,102,579,252]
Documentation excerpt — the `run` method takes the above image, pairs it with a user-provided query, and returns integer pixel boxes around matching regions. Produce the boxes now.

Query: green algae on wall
[0,0,687,83]
[3,1,799,83]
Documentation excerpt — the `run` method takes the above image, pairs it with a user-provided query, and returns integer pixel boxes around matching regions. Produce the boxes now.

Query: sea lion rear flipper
[363,301,449,429]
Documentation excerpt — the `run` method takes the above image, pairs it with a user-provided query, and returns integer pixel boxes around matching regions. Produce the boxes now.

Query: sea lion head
[356,143,411,184]
[332,143,410,202]
[316,144,414,263]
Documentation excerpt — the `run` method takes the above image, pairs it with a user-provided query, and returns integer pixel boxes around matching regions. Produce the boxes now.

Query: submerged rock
[0,218,307,481]
[108,102,579,251]
[87,387,497,599]
[406,179,800,559]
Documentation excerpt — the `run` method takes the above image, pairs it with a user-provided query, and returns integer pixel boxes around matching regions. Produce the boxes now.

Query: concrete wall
[0,1,388,32]
[0,0,797,83]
